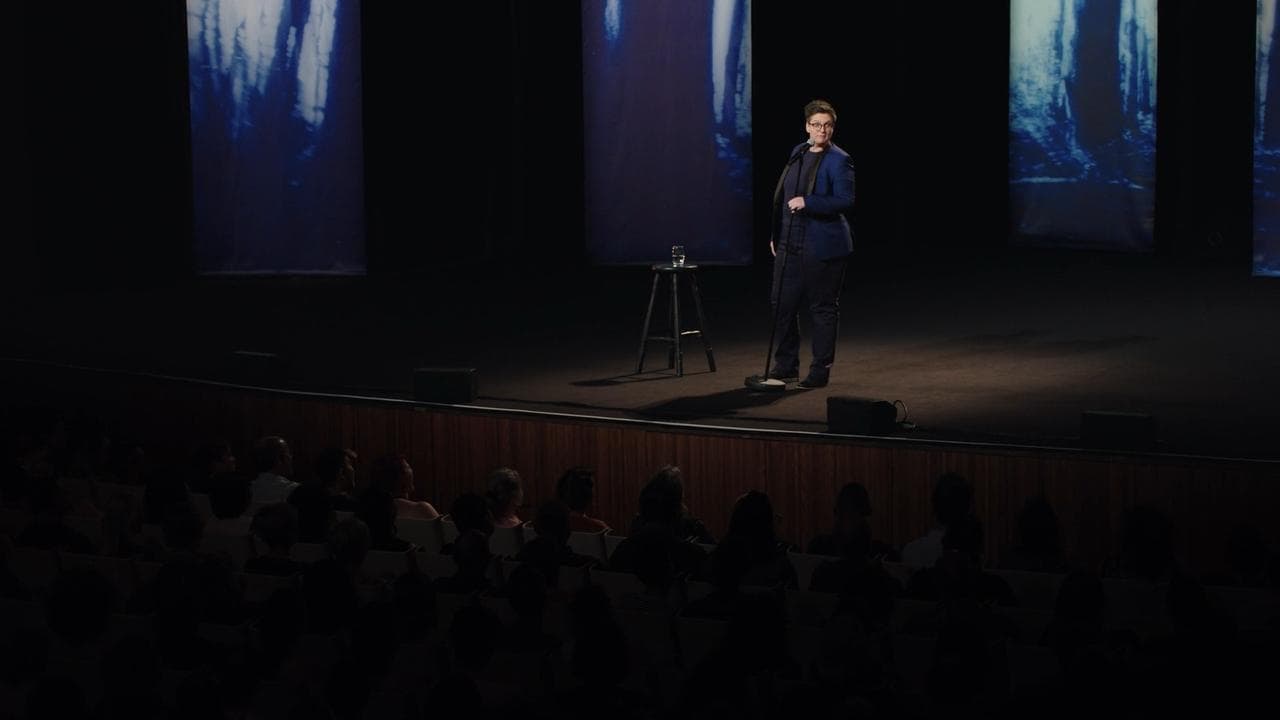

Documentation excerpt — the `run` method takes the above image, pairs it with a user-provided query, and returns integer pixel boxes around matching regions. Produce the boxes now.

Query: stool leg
[636,271,660,373]
[672,272,683,376]
[689,272,716,372]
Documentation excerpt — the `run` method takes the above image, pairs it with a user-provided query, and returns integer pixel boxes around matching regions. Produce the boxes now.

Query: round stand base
[744,375,787,393]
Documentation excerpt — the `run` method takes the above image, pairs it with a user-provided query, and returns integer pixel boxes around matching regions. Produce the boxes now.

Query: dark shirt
[779,148,826,250]
[610,527,707,579]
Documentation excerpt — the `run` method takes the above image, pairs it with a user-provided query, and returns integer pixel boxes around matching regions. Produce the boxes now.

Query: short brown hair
[804,99,837,123]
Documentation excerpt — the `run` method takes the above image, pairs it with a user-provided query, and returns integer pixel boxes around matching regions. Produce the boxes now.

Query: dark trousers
[770,247,848,378]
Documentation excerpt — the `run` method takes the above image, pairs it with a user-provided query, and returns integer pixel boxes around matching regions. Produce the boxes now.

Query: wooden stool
[636,263,716,376]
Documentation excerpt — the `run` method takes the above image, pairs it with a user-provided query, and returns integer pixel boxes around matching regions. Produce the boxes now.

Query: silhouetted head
[834,481,872,529]
[252,436,292,478]
[636,465,684,530]
[727,490,778,558]
[192,441,236,477]
[370,453,412,499]
[453,529,492,578]
[450,492,494,537]
[1016,495,1061,555]
[313,447,357,493]
[533,499,572,547]
[556,466,596,514]
[288,482,335,543]
[941,514,984,563]
[932,472,972,527]
[327,517,371,570]
[485,467,523,519]
[356,488,399,546]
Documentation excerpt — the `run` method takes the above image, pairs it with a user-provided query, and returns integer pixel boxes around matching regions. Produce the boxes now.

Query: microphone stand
[745,145,807,393]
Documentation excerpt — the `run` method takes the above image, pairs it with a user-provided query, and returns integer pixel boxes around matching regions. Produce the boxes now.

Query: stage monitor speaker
[228,350,288,387]
[1080,410,1157,451]
[827,396,897,435]
[414,367,478,403]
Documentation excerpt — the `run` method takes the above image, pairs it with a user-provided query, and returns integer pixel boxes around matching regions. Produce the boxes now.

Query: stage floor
[6,246,1280,460]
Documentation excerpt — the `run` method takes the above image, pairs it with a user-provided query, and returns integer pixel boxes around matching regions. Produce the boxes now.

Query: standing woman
[767,99,856,389]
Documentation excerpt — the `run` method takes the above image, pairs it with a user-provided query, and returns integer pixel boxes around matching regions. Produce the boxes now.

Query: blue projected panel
[187,0,365,274]
[583,0,752,265]
[1010,0,1157,251]
[1257,0,1280,277]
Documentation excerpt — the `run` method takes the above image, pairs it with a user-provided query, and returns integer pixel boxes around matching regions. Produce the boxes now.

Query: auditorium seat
[413,551,458,581]
[63,514,103,552]
[397,516,445,554]
[787,551,840,591]
[604,533,626,560]
[588,568,645,600]
[786,589,840,627]
[239,571,299,604]
[993,568,1065,610]
[491,524,524,557]
[567,529,609,561]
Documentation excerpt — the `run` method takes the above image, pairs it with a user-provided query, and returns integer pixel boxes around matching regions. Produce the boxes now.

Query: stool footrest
[635,265,716,377]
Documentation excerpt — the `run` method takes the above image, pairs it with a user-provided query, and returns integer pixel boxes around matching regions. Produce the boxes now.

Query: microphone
[788,138,815,163]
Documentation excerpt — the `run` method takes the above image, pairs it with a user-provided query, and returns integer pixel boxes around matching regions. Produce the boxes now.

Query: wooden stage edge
[5,358,1278,577]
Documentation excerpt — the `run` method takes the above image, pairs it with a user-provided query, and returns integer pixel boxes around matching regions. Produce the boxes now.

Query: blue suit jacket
[771,142,855,261]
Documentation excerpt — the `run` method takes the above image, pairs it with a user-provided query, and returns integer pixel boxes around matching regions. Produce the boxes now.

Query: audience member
[612,466,710,578]
[807,481,897,560]
[204,471,252,536]
[901,471,972,568]
[188,441,236,494]
[302,517,370,633]
[628,465,714,544]
[556,466,609,532]
[485,467,524,529]
[809,520,901,631]
[723,490,796,588]
[435,529,493,595]
[311,447,361,511]
[502,563,561,653]
[356,488,413,552]
[249,435,297,505]
[370,453,438,519]
[906,515,1016,607]
[682,535,753,620]
[288,478,337,543]
[244,502,305,576]
[515,500,596,584]
[1001,495,1068,573]
[1106,505,1177,582]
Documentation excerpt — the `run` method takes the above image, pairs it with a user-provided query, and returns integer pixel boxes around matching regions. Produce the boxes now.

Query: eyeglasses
[807,121,834,131]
